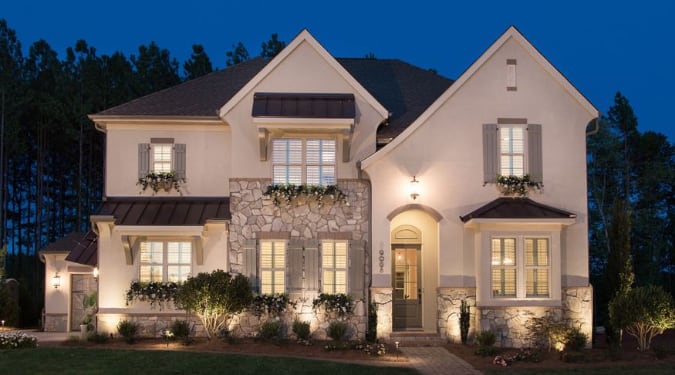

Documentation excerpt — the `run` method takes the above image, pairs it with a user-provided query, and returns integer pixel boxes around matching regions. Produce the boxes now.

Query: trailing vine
[125,281,180,310]
[264,184,348,207]
[312,293,354,319]
[137,171,185,194]
[496,175,542,197]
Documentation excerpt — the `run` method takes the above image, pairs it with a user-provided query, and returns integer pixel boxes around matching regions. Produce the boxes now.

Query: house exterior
[42,26,597,346]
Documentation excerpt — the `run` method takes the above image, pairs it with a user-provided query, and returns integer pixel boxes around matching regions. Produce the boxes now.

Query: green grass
[0,347,418,375]
[484,364,675,375]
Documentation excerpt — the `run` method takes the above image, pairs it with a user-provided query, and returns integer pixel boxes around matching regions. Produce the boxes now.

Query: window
[139,241,192,283]
[322,240,347,294]
[499,127,525,177]
[482,123,542,184]
[525,238,549,297]
[138,141,186,179]
[272,138,336,185]
[260,240,286,294]
[490,236,550,299]
[491,238,516,297]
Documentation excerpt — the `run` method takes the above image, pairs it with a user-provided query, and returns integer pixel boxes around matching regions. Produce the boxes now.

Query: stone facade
[371,287,393,341]
[476,286,594,348]
[43,313,67,332]
[437,287,477,343]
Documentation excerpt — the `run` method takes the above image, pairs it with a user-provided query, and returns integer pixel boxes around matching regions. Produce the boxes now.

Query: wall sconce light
[93,267,99,280]
[409,176,420,200]
[51,273,61,289]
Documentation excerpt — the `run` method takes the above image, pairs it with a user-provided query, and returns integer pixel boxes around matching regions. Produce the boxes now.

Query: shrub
[171,320,192,344]
[327,321,349,341]
[292,319,311,340]
[459,299,470,344]
[609,284,675,351]
[524,312,568,351]
[564,327,587,351]
[258,320,283,341]
[174,270,253,340]
[476,330,496,347]
[0,332,37,349]
[117,320,139,344]
[250,294,295,319]
[312,294,354,319]
[366,300,377,342]
[0,281,20,327]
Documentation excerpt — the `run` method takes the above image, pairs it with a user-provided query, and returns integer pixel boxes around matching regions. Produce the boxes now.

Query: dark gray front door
[392,247,422,330]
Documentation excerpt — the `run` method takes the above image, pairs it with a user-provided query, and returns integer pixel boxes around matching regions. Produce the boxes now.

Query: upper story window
[139,240,192,283]
[272,138,336,185]
[483,122,542,184]
[138,139,187,179]
[490,236,550,299]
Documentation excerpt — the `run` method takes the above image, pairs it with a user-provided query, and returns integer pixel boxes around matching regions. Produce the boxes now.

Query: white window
[260,240,286,294]
[139,241,192,283]
[272,138,336,185]
[490,236,550,299]
[152,144,173,173]
[322,240,347,294]
[499,126,525,177]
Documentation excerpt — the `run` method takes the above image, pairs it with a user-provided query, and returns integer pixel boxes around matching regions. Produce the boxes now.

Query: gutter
[586,117,600,136]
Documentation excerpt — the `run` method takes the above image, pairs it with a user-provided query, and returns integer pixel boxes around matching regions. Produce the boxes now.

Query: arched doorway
[391,225,422,330]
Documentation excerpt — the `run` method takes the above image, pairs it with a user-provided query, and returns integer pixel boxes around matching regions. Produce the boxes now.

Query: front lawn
[0,347,418,375]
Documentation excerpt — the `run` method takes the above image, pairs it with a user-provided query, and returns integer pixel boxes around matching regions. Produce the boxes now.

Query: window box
[137,171,186,194]
[264,183,347,207]
[496,175,542,197]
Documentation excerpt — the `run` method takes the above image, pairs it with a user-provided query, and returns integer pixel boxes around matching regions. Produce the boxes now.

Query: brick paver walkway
[400,347,482,375]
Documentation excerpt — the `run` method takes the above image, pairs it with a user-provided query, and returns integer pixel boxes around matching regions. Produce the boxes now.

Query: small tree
[174,270,252,339]
[609,285,675,351]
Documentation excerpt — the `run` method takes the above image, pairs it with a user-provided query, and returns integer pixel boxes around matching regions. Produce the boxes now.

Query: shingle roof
[99,197,231,226]
[460,198,576,223]
[92,58,453,140]
[41,231,98,267]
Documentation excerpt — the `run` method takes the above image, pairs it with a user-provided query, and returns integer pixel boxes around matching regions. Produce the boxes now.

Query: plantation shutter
[138,143,150,179]
[305,239,320,292]
[348,240,366,299]
[287,239,305,292]
[243,239,258,292]
[527,124,543,184]
[483,124,499,183]
[173,143,187,179]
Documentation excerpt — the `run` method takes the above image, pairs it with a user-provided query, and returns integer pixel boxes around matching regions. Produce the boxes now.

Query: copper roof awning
[39,231,98,267]
[252,93,355,119]
[460,197,576,223]
[99,197,231,226]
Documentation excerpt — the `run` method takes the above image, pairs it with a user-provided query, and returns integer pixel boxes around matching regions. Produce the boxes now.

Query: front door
[392,247,422,330]
[70,274,96,331]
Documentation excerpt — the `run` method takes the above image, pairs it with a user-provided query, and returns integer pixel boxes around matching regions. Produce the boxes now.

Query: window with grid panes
[272,138,335,185]
[260,240,286,294]
[152,144,173,173]
[525,238,549,297]
[500,127,525,176]
[140,241,192,283]
[322,240,347,294]
[491,238,516,297]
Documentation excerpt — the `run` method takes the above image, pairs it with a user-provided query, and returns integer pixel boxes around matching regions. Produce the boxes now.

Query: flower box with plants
[137,171,185,194]
[496,174,542,197]
[125,281,180,310]
[264,183,348,207]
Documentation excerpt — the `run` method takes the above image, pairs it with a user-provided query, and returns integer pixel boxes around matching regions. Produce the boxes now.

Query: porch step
[389,332,446,347]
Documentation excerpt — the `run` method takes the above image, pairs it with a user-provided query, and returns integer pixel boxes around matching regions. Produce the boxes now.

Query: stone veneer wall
[43,314,67,332]
[228,178,371,339]
[371,287,393,341]
[476,286,593,348]
[437,287,478,343]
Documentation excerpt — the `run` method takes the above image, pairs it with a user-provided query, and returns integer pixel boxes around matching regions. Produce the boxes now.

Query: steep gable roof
[361,26,600,169]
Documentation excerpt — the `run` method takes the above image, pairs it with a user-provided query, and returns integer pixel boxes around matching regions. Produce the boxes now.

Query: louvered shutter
[243,239,258,292]
[348,240,366,299]
[138,143,150,179]
[527,124,543,184]
[173,143,187,180]
[305,239,320,292]
[483,124,499,183]
[287,239,305,292]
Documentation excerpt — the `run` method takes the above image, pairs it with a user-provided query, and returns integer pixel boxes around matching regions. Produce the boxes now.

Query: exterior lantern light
[52,273,61,289]
[93,267,99,280]
[409,176,420,200]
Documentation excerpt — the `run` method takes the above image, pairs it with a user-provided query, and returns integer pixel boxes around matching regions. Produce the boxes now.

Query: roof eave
[88,115,225,129]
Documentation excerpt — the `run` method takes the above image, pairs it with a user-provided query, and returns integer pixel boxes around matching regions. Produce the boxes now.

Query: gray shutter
[173,143,186,179]
[243,239,258,292]
[483,124,499,183]
[287,239,305,292]
[138,143,150,178]
[305,239,320,292]
[348,240,366,300]
[527,124,543,184]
